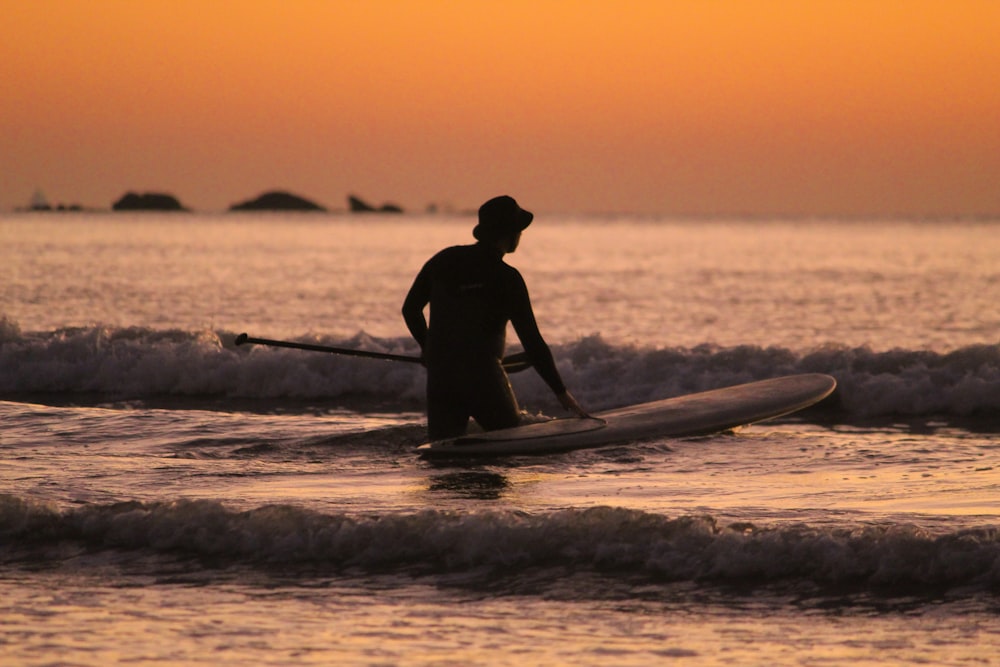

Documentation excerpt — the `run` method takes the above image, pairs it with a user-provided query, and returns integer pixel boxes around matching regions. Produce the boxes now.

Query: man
[402,195,588,440]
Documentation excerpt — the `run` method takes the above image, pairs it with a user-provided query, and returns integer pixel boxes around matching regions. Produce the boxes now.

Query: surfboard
[416,373,836,458]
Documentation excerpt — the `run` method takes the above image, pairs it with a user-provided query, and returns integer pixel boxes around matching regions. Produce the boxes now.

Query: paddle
[234,333,533,373]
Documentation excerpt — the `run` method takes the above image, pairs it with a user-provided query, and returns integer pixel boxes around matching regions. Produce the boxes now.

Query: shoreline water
[2,213,999,665]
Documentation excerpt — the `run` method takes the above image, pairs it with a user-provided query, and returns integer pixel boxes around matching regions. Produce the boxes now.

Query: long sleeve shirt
[402,242,566,394]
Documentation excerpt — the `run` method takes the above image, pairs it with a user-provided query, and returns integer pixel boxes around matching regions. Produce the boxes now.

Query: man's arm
[507,272,589,417]
[402,267,430,351]
[509,290,564,393]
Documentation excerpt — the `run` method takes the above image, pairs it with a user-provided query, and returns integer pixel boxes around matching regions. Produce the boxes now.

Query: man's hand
[557,390,591,419]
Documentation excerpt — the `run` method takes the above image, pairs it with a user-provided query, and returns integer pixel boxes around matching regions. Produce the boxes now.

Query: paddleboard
[416,373,836,458]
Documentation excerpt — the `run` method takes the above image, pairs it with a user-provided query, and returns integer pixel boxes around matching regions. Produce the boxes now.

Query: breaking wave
[1,321,998,421]
[3,495,999,594]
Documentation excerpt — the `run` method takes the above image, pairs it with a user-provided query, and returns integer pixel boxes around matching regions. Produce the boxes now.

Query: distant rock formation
[19,189,85,212]
[113,192,187,211]
[348,194,403,214]
[29,189,51,211]
[229,190,326,212]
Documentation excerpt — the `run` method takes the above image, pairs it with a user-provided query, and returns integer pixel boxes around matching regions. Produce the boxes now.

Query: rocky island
[112,192,188,211]
[348,194,403,214]
[229,190,326,211]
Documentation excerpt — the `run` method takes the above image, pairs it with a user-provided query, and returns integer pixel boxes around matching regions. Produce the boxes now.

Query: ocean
[1,212,999,666]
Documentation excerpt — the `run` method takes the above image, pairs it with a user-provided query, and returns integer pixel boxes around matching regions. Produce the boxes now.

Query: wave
[1,320,998,421]
[3,495,999,594]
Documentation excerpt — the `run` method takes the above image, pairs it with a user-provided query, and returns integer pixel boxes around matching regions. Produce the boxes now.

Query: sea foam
[1,321,998,421]
[2,495,999,592]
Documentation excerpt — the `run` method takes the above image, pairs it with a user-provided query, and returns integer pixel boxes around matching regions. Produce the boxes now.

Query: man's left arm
[508,273,591,418]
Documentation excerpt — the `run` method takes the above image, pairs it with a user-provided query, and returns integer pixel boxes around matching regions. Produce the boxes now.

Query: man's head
[473,196,533,245]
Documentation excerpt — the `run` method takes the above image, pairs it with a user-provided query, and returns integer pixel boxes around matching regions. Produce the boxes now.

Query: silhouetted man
[402,195,588,440]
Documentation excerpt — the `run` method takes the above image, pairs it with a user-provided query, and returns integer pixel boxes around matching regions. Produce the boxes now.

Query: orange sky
[3,0,999,215]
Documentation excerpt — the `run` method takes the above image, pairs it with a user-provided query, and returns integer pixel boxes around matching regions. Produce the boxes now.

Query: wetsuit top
[402,243,566,394]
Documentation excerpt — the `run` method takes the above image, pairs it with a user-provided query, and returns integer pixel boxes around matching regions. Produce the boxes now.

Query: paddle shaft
[235,333,418,362]
[234,333,532,372]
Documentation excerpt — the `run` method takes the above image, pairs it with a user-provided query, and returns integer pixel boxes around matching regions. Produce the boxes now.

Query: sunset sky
[3,0,999,216]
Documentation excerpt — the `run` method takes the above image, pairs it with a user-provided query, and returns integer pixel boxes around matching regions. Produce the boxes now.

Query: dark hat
[473,195,533,241]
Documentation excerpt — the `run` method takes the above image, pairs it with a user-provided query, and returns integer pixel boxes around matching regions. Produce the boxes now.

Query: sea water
[1,212,999,666]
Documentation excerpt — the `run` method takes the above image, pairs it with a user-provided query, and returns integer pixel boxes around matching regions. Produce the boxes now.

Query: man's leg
[468,361,521,432]
[426,370,472,440]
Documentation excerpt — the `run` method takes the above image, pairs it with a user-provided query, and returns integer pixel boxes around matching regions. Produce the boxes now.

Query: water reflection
[427,471,511,500]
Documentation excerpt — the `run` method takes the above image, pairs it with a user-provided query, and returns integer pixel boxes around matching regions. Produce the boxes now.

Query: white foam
[3,496,999,590]
[1,321,998,420]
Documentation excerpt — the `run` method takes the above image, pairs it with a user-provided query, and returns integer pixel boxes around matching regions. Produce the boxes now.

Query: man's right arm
[402,266,430,351]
